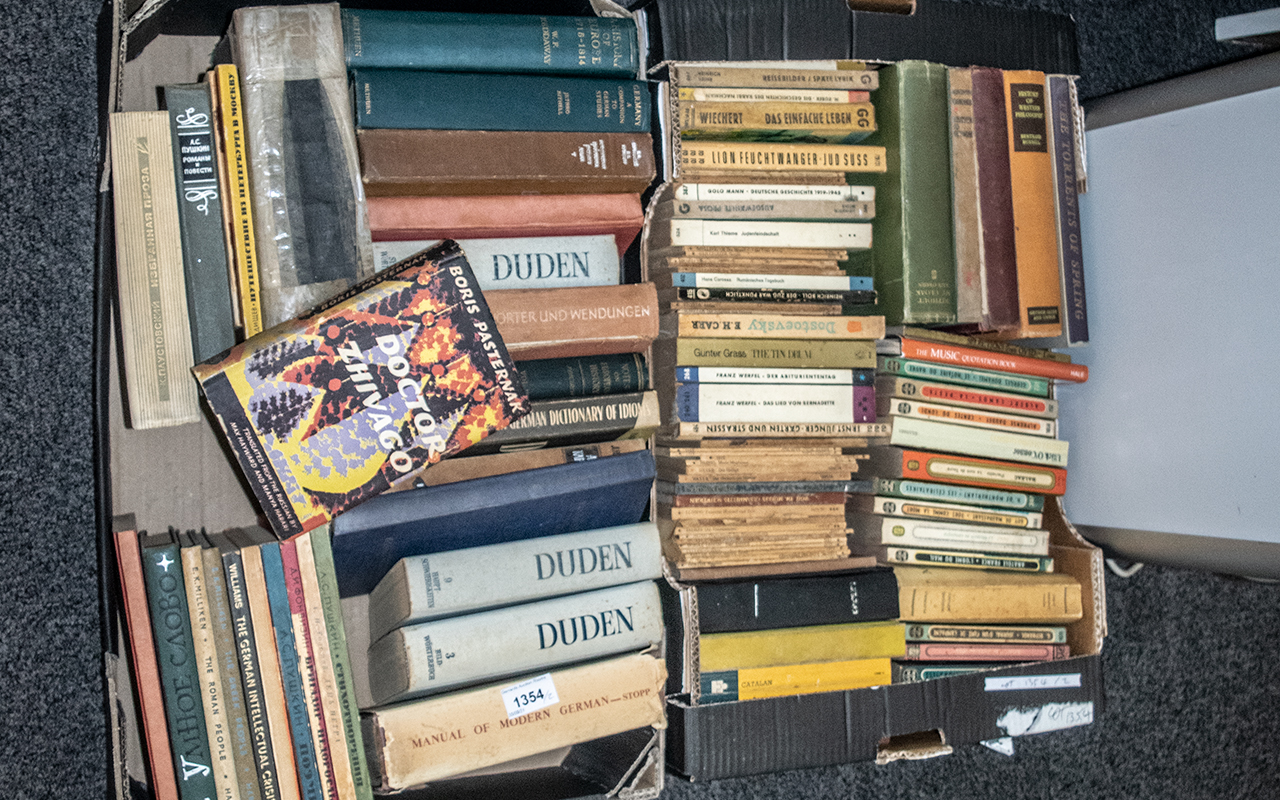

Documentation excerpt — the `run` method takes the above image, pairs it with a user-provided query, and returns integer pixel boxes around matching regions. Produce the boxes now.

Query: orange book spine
[890,448,1066,495]
[1003,70,1063,339]
[898,336,1087,383]
[113,526,181,800]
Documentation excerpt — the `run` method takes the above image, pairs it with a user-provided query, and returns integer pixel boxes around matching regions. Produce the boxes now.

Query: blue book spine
[331,449,656,597]
[351,69,651,133]
[342,9,639,78]
[260,542,324,800]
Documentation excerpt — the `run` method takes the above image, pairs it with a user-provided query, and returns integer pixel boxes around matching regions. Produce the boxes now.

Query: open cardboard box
[662,497,1107,781]
[96,1,663,798]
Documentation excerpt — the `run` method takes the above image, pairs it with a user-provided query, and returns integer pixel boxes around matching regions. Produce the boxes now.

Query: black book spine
[517,352,649,401]
[695,567,900,633]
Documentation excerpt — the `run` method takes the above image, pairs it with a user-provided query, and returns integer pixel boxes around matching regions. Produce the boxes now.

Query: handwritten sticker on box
[996,701,1094,737]
[984,673,1082,692]
[501,673,560,720]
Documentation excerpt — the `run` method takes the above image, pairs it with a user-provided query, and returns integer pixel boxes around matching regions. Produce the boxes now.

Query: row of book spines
[130,527,371,800]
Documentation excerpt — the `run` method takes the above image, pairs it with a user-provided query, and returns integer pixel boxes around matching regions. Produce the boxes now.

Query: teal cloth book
[140,532,219,800]
[351,68,651,133]
[341,9,639,77]
[260,541,324,800]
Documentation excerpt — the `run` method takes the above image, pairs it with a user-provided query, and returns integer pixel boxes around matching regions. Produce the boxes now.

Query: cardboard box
[96,3,663,799]
[662,498,1107,780]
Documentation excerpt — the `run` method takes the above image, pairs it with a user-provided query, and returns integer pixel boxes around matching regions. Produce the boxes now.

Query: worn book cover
[193,240,529,538]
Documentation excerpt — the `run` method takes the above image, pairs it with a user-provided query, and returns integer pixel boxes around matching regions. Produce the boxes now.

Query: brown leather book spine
[358,129,656,196]
[366,193,645,254]
[970,67,1021,332]
[486,283,660,360]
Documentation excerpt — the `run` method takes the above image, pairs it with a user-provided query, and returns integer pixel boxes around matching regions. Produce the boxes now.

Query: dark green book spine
[866,61,957,325]
[203,543,260,800]
[351,68,650,133]
[260,542,325,800]
[163,84,236,362]
[221,545,282,800]
[517,352,648,401]
[309,530,373,800]
[341,9,639,77]
[142,535,219,800]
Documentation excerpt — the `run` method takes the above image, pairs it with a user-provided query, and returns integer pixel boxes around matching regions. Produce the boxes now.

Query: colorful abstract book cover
[194,240,529,538]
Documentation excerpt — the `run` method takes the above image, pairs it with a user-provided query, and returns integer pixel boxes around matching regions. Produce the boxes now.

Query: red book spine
[114,527,180,800]
[904,642,1070,661]
[898,337,1087,383]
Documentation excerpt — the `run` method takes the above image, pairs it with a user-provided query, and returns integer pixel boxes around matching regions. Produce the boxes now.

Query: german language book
[193,240,529,538]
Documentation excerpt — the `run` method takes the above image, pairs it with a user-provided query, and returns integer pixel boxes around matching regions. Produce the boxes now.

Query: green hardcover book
[352,68,650,133]
[308,528,374,800]
[202,539,260,800]
[162,84,236,363]
[865,61,956,325]
[140,532,220,800]
[341,9,639,78]
[518,352,648,401]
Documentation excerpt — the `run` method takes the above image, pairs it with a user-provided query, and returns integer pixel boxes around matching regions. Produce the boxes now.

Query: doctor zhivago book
[193,240,529,538]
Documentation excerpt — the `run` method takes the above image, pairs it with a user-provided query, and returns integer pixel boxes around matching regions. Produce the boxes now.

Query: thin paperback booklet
[193,240,529,538]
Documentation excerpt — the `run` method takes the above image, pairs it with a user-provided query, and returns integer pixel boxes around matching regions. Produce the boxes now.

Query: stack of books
[639,60,907,708]
[852,326,1088,679]
[666,568,905,705]
[340,7,665,458]
[114,521,376,800]
[860,61,1088,347]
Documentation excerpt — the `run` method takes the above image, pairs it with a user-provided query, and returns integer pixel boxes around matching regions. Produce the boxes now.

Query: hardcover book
[363,652,666,789]
[211,64,264,338]
[698,620,907,671]
[894,566,1083,623]
[970,66,1021,332]
[368,522,664,641]
[140,531,219,800]
[367,580,663,705]
[947,67,983,327]
[352,69,650,133]
[340,9,639,77]
[367,193,644,252]
[192,241,529,538]
[358,129,655,197]
[517,352,648,401]
[330,449,656,597]
[689,567,899,633]
[486,283,659,360]
[1002,69,1064,339]
[464,390,659,455]
[113,523,179,800]
[162,84,237,363]
[863,60,957,325]
[371,235,622,291]
[109,112,202,428]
